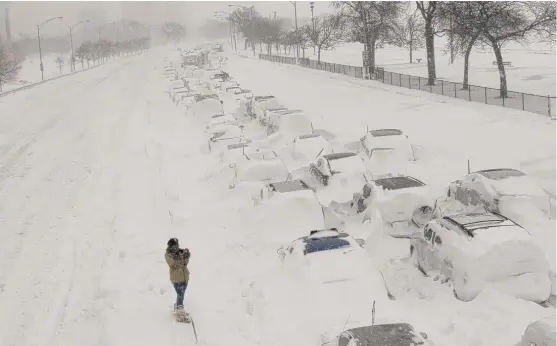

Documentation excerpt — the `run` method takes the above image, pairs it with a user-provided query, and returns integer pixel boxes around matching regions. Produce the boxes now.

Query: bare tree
[304,14,346,63]
[0,46,21,92]
[162,22,186,44]
[229,7,258,56]
[416,1,440,85]
[55,56,64,74]
[334,1,402,70]
[479,1,555,97]
[438,2,486,90]
[390,5,425,64]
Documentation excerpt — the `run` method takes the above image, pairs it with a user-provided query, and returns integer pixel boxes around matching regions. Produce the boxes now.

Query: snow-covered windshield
[477,169,526,180]
[271,180,310,193]
[370,129,403,137]
[323,152,356,161]
[304,237,351,254]
[373,176,425,190]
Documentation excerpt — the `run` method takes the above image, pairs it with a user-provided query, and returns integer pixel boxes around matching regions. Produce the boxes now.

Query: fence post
[441,80,443,95]
[502,93,505,107]
[521,93,525,110]
[548,95,552,117]
[419,76,421,90]
[409,75,412,89]
[399,73,402,87]
[454,82,457,98]
[468,87,471,101]
[382,70,385,83]
[485,87,487,104]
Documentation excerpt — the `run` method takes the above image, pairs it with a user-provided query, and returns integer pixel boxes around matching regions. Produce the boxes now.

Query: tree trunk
[462,35,480,90]
[424,20,436,85]
[489,38,508,98]
[317,46,321,63]
[409,41,413,64]
[81,61,84,69]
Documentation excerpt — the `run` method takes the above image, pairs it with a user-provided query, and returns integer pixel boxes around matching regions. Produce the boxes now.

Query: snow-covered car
[347,176,436,237]
[291,133,330,162]
[266,110,313,137]
[319,323,432,346]
[208,125,246,154]
[309,152,369,187]
[229,152,290,189]
[446,168,552,220]
[167,79,185,94]
[409,212,552,303]
[189,95,223,118]
[170,87,190,102]
[220,81,239,93]
[277,229,365,261]
[208,113,238,129]
[247,96,284,119]
[360,128,415,161]
[518,315,556,346]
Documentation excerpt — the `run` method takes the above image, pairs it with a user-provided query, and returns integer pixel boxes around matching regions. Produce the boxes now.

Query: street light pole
[290,1,299,60]
[310,2,315,55]
[70,20,90,72]
[37,16,63,81]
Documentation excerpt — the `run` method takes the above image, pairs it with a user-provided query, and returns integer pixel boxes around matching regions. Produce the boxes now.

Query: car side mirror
[229,163,236,168]
[220,100,224,104]
[355,238,365,247]
[420,332,428,340]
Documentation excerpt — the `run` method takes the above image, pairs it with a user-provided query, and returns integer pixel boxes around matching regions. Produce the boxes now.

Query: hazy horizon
[0,1,333,40]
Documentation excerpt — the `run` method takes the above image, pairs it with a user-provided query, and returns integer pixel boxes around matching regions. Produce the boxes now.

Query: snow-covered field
[2,53,97,93]
[0,43,554,346]
[269,41,556,97]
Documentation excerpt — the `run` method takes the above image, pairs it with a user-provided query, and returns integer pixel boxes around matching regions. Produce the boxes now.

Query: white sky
[0,1,334,39]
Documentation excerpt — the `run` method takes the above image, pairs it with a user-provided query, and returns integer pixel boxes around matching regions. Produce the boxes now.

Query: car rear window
[270,180,309,193]
[476,169,526,180]
[322,152,356,161]
[374,176,425,190]
[304,237,351,254]
[370,129,403,137]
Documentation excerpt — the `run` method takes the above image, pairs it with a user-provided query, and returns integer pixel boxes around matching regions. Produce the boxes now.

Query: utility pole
[310,2,315,54]
[5,8,12,45]
[37,16,64,81]
[293,1,299,60]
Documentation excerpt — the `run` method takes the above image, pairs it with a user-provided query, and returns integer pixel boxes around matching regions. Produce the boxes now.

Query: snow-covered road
[0,53,233,346]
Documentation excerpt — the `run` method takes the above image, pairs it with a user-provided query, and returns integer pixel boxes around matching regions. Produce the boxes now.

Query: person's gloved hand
[183,248,191,258]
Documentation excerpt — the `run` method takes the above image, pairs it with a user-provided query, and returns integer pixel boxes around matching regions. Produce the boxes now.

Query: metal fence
[259,54,364,79]
[258,53,555,118]
[372,67,556,118]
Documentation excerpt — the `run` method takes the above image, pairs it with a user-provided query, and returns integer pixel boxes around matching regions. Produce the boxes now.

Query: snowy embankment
[222,51,555,345]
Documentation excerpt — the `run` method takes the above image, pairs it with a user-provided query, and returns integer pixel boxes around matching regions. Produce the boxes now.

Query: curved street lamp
[69,20,90,72]
[37,16,63,81]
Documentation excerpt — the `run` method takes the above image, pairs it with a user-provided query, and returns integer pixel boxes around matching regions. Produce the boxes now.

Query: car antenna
[316,148,324,158]
[467,159,471,175]
[372,300,376,325]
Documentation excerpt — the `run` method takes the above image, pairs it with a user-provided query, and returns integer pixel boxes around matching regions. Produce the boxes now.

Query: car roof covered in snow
[475,168,526,180]
[373,176,425,190]
[269,180,311,193]
[442,212,523,237]
[343,323,424,346]
[322,152,357,161]
[369,129,404,137]
[254,95,275,101]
